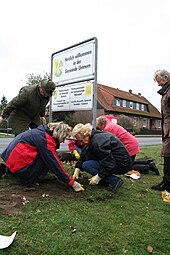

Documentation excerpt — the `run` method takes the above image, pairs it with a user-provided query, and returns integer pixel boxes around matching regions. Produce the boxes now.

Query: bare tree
[25,72,51,86]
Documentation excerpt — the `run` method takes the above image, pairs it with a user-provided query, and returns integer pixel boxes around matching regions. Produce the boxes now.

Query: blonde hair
[47,122,72,140]
[72,123,92,138]
[96,116,107,129]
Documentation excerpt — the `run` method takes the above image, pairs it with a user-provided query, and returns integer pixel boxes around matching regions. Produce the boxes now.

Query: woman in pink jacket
[96,115,159,175]
[97,115,139,159]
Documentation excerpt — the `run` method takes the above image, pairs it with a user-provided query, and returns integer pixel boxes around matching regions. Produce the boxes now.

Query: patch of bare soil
[0,174,76,216]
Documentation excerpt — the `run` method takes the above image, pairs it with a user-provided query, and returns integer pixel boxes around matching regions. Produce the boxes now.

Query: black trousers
[130,155,150,173]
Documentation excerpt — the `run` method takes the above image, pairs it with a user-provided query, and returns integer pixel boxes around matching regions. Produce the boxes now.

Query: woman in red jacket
[0,122,84,192]
[96,115,159,175]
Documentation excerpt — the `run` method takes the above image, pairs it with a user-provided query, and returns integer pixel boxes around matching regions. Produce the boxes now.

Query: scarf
[157,82,170,96]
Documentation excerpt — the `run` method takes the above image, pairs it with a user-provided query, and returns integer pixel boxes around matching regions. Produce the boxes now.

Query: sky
[1,0,170,111]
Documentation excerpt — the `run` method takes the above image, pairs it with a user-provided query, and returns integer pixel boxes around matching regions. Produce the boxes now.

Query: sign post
[50,37,98,127]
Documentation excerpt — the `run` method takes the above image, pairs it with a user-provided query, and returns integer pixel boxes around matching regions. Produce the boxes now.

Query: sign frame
[50,37,98,127]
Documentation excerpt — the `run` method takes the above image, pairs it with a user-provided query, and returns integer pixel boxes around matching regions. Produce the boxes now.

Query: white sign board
[52,86,70,111]
[52,40,95,85]
[52,82,93,111]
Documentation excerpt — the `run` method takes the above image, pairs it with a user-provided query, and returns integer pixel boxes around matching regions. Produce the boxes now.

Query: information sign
[52,82,93,111]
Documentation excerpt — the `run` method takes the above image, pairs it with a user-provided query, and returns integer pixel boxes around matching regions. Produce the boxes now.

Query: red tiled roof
[97,84,161,118]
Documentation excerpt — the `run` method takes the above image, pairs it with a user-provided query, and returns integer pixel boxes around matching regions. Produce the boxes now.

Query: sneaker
[0,163,6,178]
[151,180,170,191]
[149,162,160,175]
[110,178,124,193]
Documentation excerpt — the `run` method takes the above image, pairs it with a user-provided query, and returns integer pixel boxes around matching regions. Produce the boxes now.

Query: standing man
[151,70,170,191]
[0,79,56,135]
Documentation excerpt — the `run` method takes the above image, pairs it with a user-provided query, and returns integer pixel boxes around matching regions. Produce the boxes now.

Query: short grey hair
[153,69,170,82]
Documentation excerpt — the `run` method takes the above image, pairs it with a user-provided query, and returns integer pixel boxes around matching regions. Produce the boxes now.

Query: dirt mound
[0,175,75,215]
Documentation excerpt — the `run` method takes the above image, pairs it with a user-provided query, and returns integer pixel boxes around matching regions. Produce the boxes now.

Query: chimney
[138,93,141,96]
[129,89,132,94]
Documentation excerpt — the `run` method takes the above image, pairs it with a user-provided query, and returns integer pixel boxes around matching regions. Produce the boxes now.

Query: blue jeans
[82,160,121,186]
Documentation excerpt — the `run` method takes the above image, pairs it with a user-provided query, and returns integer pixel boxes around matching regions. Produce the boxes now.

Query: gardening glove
[73,150,80,160]
[0,116,4,125]
[89,174,102,185]
[72,181,85,192]
[72,168,81,180]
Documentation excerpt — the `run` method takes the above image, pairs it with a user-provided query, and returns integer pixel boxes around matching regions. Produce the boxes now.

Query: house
[73,83,161,132]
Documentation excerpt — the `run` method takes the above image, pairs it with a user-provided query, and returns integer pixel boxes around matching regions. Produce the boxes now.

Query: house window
[123,100,126,107]
[129,101,133,109]
[143,118,147,127]
[141,104,145,111]
[116,99,120,106]
[157,120,161,129]
[136,103,139,110]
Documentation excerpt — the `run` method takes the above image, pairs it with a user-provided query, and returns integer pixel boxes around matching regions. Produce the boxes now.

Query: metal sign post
[92,39,98,129]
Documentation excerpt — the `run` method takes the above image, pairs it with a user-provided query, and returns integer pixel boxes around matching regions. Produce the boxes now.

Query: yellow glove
[73,150,80,160]
[89,174,102,185]
[72,168,81,180]
[72,181,85,192]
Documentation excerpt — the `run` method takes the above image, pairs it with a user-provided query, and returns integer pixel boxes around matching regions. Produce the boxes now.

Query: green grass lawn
[0,145,170,255]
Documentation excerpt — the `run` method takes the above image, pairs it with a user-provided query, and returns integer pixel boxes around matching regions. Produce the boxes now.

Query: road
[0,136,162,154]
[135,136,162,147]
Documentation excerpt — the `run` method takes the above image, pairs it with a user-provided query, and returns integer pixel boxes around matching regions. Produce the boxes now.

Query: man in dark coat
[0,79,56,135]
[152,70,170,191]
[71,123,132,193]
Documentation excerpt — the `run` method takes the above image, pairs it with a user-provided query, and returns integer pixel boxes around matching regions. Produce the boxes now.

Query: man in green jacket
[0,79,56,135]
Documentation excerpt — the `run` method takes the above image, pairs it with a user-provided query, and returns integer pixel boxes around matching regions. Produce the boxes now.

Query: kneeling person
[72,123,132,193]
[0,122,84,192]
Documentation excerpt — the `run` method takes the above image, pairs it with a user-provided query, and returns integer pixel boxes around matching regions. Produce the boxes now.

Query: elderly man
[72,123,132,193]
[0,79,56,135]
[151,69,170,191]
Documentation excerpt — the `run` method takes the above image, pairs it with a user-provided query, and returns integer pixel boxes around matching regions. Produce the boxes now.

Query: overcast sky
[1,0,170,111]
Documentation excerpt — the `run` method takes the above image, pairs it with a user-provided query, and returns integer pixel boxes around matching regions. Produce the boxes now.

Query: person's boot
[0,163,6,178]
[151,179,170,191]
[101,176,124,193]
[149,162,160,175]
[110,178,124,193]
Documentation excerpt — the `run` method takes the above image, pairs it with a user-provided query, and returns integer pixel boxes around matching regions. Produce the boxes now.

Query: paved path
[0,136,162,154]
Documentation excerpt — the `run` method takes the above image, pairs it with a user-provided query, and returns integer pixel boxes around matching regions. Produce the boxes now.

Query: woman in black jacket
[72,123,132,193]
